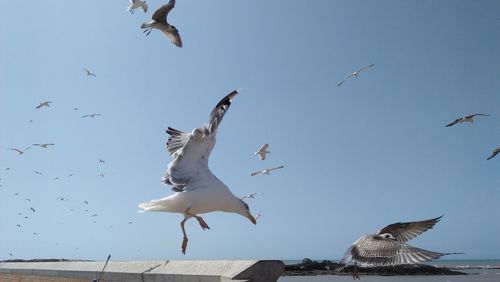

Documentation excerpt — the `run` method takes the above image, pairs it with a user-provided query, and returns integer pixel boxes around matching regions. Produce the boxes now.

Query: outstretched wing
[357,64,375,73]
[207,90,239,134]
[377,216,442,243]
[162,90,239,191]
[466,113,490,118]
[152,0,175,23]
[446,118,461,127]
[487,148,500,160]
[346,235,450,266]
[337,74,354,87]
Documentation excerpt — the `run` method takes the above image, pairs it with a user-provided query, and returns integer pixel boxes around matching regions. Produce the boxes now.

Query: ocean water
[279,260,500,282]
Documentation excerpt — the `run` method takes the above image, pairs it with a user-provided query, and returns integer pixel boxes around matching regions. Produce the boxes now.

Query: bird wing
[466,113,490,118]
[267,165,284,172]
[347,235,449,266]
[357,64,375,73]
[487,148,500,160]
[258,152,266,160]
[160,29,183,48]
[337,74,354,87]
[207,90,239,134]
[163,91,238,190]
[141,2,148,13]
[251,170,263,176]
[377,216,442,243]
[152,0,175,23]
[8,148,22,153]
[445,118,461,127]
[258,143,269,152]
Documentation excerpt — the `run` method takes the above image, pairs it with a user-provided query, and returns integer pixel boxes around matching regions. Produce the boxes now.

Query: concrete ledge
[0,260,284,282]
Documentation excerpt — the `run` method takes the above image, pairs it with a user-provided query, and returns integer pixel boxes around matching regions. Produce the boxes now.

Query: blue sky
[1,0,499,261]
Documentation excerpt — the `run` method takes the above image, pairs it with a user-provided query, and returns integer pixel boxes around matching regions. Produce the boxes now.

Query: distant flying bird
[16,224,21,227]
[84,200,89,204]
[139,90,256,255]
[446,114,490,127]
[33,232,38,235]
[5,167,10,170]
[53,177,60,180]
[98,172,105,177]
[29,207,36,213]
[33,143,55,148]
[36,101,53,109]
[14,192,19,196]
[487,147,500,160]
[241,193,260,200]
[336,216,461,272]
[91,213,98,217]
[128,0,148,13]
[141,0,182,47]
[9,253,12,257]
[337,64,375,87]
[67,174,74,177]
[8,147,32,155]
[74,108,78,110]
[82,113,101,118]
[57,196,68,201]
[128,221,133,224]
[251,165,284,176]
[255,144,270,160]
[25,198,31,202]
[99,159,105,163]
[33,170,43,175]
[83,68,96,77]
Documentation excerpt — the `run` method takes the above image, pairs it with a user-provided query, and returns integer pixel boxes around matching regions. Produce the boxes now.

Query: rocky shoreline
[283,258,467,276]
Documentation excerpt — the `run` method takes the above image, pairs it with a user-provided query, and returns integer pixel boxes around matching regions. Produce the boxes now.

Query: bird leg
[185,209,210,230]
[180,217,189,255]
[352,262,360,280]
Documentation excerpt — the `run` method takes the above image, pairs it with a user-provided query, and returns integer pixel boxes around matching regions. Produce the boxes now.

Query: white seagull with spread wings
[337,64,375,87]
[255,144,270,160]
[487,147,500,160]
[36,101,52,109]
[83,68,96,77]
[139,90,256,254]
[33,143,55,148]
[337,216,461,272]
[128,0,148,13]
[8,147,32,155]
[141,0,182,47]
[251,165,284,176]
[445,113,489,127]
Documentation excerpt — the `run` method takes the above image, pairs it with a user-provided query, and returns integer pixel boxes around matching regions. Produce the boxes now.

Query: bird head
[237,199,257,225]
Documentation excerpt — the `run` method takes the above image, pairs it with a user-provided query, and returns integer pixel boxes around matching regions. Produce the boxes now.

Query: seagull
[82,113,101,118]
[36,101,53,109]
[67,174,74,177]
[337,64,375,87]
[98,172,105,177]
[53,177,60,180]
[57,196,68,201]
[8,147,32,155]
[487,147,500,160]
[33,143,55,148]
[16,224,21,227]
[83,68,96,77]
[33,170,43,175]
[141,0,182,47]
[241,193,260,200]
[336,216,461,273]
[29,207,36,213]
[99,159,105,163]
[91,214,98,217]
[84,200,89,204]
[445,114,490,127]
[25,198,31,202]
[9,253,13,257]
[139,90,256,255]
[128,0,148,13]
[128,221,133,224]
[255,144,270,160]
[250,165,284,176]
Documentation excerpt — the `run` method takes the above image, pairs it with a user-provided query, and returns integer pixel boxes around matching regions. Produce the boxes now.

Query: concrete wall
[0,260,284,282]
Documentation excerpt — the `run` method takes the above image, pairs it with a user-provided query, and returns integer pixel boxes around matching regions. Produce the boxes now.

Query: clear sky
[1,0,499,261]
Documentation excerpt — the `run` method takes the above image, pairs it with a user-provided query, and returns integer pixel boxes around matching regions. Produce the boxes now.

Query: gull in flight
[337,64,375,87]
[82,113,101,118]
[83,68,96,77]
[255,144,270,160]
[487,147,500,160]
[33,170,43,175]
[251,165,284,176]
[336,216,461,278]
[30,207,36,213]
[139,90,256,254]
[445,113,490,127]
[241,193,260,200]
[33,143,55,148]
[128,0,148,13]
[8,147,32,155]
[141,0,182,47]
[36,101,53,109]
[84,200,89,204]
[91,213,98,217]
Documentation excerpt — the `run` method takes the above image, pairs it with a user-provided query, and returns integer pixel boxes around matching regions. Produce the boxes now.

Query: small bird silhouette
[83,68,96,77]
[36,101,53,109]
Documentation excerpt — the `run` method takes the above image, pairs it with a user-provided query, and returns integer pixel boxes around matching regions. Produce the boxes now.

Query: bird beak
[247,212,257,225]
